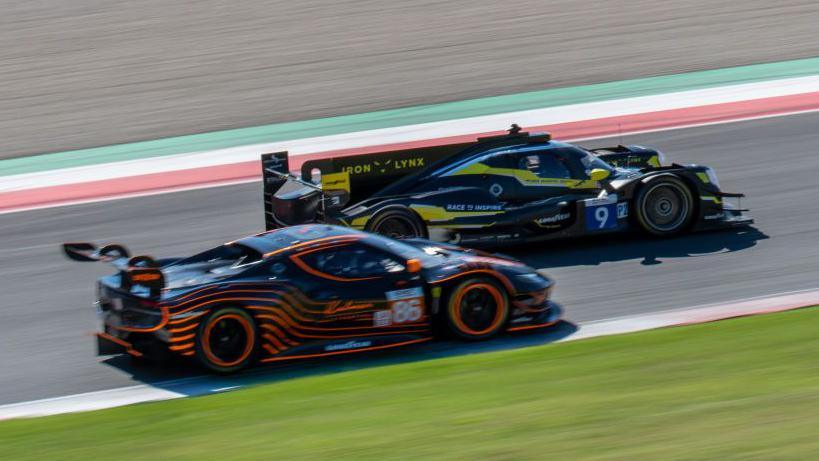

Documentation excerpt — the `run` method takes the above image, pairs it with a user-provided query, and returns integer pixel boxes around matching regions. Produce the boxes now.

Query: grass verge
[3,307,819,460]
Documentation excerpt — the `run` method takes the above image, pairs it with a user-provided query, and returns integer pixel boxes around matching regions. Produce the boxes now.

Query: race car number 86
[392,299,423,323]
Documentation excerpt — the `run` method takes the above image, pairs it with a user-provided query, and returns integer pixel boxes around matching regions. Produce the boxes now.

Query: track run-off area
[2,59,819,414]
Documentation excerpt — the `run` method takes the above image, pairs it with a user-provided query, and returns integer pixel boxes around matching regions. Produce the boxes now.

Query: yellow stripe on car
[447,162,598,189]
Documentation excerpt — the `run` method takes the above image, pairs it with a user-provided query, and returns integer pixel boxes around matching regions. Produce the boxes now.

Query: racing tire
[367,208,427,240]
[195,307,258,374]
[635,176,695,236]
[445,277,510,341]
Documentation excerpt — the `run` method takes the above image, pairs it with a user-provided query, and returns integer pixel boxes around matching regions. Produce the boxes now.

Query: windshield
[574,147,615,173]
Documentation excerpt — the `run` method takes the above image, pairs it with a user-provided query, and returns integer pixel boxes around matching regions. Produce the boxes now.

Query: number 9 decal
[594,206,609,229]
[584,203,617,231]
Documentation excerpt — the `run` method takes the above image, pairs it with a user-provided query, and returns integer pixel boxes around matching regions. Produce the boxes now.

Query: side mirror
[589,168,611,182]
[406,259,423,274]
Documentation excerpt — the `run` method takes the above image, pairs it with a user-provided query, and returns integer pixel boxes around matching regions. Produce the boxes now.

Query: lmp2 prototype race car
[64,225,560,373]
[262,125,752,247]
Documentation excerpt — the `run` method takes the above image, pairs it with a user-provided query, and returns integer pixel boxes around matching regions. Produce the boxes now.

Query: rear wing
[62,243,165,297]
[261,143,472,230]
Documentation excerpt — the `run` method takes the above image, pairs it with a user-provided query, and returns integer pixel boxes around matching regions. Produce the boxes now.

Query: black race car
[63,225,560,373]
[262,125,751,247]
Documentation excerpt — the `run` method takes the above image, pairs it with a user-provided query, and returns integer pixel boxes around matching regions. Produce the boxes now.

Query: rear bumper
[96,332,143,358]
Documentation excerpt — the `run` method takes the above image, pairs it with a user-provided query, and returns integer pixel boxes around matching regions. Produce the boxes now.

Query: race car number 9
[585,203,617,231]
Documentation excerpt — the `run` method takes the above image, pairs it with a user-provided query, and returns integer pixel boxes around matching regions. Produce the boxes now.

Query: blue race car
[262,125,752,247]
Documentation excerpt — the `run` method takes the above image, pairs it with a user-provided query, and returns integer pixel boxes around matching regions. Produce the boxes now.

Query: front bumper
[719,209,754,227]
[698,192,753,229]
[507,301,563,332]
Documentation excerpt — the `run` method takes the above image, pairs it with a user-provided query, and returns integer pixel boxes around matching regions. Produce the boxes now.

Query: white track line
[3,75,819,194]
[2,288,817,420]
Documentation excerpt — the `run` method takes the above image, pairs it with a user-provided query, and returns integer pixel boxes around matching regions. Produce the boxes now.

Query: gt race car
[63,225,560,373]
[262,125,752,247]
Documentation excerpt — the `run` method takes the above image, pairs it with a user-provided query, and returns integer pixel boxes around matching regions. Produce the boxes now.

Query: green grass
[3,308,819,460]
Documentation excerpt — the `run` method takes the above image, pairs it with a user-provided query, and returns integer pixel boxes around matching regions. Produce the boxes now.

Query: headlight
[705,167,721,188]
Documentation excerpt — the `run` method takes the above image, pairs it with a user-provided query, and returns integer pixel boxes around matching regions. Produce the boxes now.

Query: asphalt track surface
[2,111,819,405]
[3,0,819,158]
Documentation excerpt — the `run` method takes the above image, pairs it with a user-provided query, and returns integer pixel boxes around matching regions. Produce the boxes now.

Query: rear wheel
[635,176,694,236]
[445,278,509,341]
[195,307,257,374]
[367,208,427,240]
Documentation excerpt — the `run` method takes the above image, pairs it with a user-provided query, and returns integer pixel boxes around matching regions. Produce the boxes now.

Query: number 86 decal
[392,299,423,323]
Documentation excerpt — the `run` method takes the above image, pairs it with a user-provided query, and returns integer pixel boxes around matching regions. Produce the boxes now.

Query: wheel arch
[432,270,516,317]
[435,272,513,340]
[365,204,429,238]
[193,303,261,373]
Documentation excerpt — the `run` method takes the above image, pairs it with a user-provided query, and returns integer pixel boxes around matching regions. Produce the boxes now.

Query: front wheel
[195,307,258,374]
[635,176,695,236]
[445,278,509,341]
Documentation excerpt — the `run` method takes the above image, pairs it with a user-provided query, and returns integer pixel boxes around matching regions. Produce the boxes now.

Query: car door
[285,241,428,334]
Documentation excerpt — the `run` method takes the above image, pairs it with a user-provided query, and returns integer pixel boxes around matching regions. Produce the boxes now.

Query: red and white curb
[3,76,819,214]
[2,288,817,420]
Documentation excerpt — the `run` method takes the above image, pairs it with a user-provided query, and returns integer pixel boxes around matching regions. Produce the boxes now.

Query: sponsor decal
[535,212,570,225]
[445,204,504,212]
[373,310,392,327]
[323,301,374,315]
[324,340,373,352]
[617,202,629,219]
[341,157,425,176]
[521,178,569,185]
[385,287,424,301]
[130,272,161,282]
[265,155,285,168]
[489,183,504,196]
[704,212,725,220]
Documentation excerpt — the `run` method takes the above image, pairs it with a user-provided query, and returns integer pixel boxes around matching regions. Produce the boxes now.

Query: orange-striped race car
[63,225,560,373]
